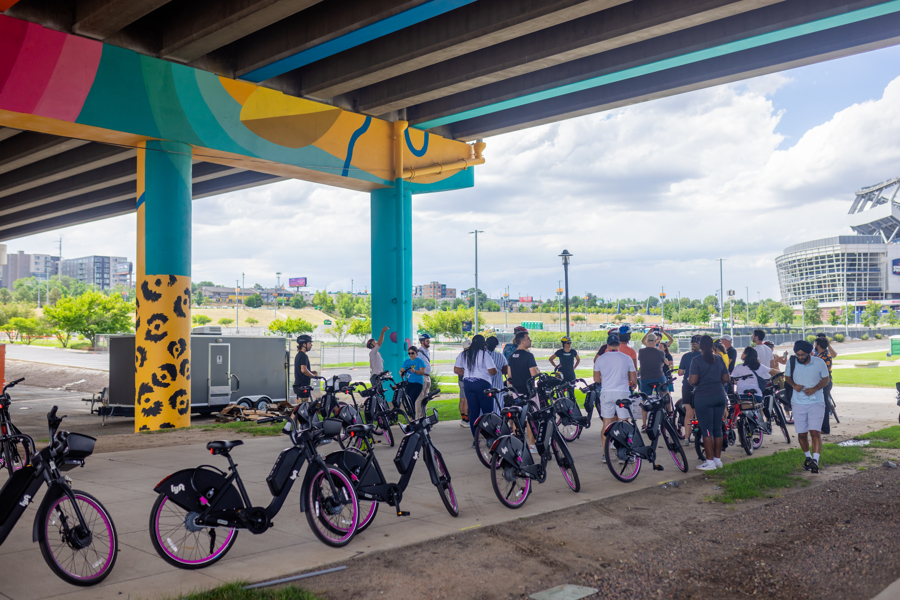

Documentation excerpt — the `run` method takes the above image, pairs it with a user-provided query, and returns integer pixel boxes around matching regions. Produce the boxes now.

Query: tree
[702,295,719,312]
[612,314,626,324]
[828,310,840,326]
[863,301,882,327]
[0,288,10,304]
[290,295,307,309]
[776,305,795,327]
[244,293,263,308]
[9,317,45,344]
[312,290,336,313]
[268,316,314,336]
[253,283,263,290]
[634,315,644,324]
[348,318,372,343]
[887,309,900,326]
[43,300,84,347]
[44,292,132,347]
[336,292,357,319]
[192,314,212,325]
[326,318,350,344]
[803,298,823,325]
[756,304,772,326]
[48,287,63,305]
[218,318,234,326]
[245,317,259,325]
[194,290,205,306]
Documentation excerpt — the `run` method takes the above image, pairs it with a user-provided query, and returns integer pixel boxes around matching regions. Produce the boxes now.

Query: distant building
[1,250,60,291]
[414,281,456,300]
[200,286,300,305]
[61,256,130,290]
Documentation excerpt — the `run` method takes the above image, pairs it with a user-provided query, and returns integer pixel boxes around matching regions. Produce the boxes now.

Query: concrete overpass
[1,0,899,430]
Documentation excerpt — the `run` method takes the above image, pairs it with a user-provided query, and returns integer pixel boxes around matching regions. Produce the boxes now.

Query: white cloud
[7,72,900,304]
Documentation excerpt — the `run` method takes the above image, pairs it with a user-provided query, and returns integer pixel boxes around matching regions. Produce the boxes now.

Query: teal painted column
[370,179,413,378]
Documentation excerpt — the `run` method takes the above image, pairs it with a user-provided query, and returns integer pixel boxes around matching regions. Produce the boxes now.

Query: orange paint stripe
[0,0,23,11]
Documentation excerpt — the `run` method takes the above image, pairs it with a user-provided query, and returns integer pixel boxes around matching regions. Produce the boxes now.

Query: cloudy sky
[7,44,900,303]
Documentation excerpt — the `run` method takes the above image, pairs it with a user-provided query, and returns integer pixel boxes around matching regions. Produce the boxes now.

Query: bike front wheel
[827,395,840,424]
[551,438,580,492]
[149,493,237,569]
[555,415,581,443]
[773,402,791,445]
[306,467,359,547]
[490,453,530,509]
[431,448,459,517]
[39,490,118,586]
[661,423,688,473]
[604,433,641,483]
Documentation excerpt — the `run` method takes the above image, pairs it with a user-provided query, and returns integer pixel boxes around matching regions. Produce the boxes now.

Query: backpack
[502,342,517,361]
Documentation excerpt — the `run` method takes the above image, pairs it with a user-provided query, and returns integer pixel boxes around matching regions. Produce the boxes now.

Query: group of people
[293,322,839,476]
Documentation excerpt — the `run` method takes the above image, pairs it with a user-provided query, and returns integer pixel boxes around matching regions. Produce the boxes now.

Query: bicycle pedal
[654,465,664,471]
[397,510,410,517]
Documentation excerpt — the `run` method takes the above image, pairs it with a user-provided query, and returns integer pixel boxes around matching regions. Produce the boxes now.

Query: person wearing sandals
[689,335,730,471]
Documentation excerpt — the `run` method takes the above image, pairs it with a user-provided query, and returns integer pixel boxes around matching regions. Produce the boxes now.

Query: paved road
[0,385,896,600]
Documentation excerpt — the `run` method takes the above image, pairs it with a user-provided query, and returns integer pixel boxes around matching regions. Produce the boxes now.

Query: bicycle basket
[325,374,352,393]
[63,433,96,460]
[738,400,760,411]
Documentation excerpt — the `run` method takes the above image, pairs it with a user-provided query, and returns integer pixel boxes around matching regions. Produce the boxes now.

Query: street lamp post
[717,258,726,337]
[557,281,562,332]
[660,290,667,329]
[746,287,750,327]
[275,272,281,318]
[727,290,735,337]
[235,280,239,329]
[559,250,573,338]
[469,230,484,333]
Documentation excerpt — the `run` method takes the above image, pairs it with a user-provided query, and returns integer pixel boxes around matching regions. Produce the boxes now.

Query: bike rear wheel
[473,423,493,469]
[490,453,530,509]
[149,493,237,569]
[40,490,118,585]
[604,433,641,482]
[661,423,688,473]
[431,448,459,517]
[738,417,754,456]
[773,402,791,445]
[306,467,359,547]
[551,438,580,492]
[827,394,840,424]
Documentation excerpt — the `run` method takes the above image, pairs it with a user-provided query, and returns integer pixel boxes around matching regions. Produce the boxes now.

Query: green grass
[838,351,898,362]
[831,365,900,388]
[141,420,286,436]
[707,444,868,503]
[857,425,900,448]
[172,581,320,600]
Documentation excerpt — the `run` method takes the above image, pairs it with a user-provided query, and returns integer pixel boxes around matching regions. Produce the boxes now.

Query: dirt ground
[5,359,108,393]
[298,455,900,600]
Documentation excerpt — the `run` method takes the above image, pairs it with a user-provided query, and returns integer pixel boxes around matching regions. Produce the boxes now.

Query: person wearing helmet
[366,325,390,385]
[549,336,580,383]
[416,333,434,415]
[503,326,528,361]
[615,324,638,370]
[293,334,317,402]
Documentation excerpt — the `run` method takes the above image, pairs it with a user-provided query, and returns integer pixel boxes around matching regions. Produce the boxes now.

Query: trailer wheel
[237,399,252,409]
[255,398,271,411]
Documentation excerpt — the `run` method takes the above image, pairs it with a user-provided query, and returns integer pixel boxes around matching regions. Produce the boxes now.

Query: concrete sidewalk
[1,386,897,600]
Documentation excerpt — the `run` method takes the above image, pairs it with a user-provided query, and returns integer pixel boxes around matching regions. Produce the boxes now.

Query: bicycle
[149,414,360,569]
[604,392,689,482]
[647,367,683,440]
[325,400,458,533]
[896,382,900,425]
[489,395,580,509]
[0,405,118,585]
[0,378,34,476]
[472,383,515,468]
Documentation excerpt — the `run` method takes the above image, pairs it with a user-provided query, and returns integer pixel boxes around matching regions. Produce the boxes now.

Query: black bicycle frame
[492,401,573,482]
[607,396,678,467]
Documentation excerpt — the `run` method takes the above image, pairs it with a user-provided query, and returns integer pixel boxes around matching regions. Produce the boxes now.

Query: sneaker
[601,455,609,464]
[697,461,717,471]
[471,441,477,449]
[713,458,723,468]
[802,457,812,471]
[810,459,819,474]
[460,420,468,428]
[683,437,692,447]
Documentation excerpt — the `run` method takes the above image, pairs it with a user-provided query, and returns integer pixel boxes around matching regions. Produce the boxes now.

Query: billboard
[893,258,900,276]
[519,296,533,302]
[288,277,307,287]
[116,262,132,274]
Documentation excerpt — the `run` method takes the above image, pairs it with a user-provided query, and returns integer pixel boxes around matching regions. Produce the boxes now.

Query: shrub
[875,333,883,340]
[806,334,816,344]
[780,328,788,334]
[834,333,845,342]
[862,333,869,341]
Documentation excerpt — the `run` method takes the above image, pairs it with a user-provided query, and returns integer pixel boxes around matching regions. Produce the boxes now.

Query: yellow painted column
[135,140,192,431]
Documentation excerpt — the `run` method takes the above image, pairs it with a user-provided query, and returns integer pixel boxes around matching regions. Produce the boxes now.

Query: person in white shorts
[784,340,830,474]
[593,332,637,460]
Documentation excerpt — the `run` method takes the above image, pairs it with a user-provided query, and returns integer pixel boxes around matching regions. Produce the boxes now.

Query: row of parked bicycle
[0,364,806,586]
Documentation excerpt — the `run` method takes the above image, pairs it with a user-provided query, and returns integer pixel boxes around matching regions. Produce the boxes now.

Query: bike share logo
[170,483,185,494]
[290,470,299,480]
[19,494,31,507]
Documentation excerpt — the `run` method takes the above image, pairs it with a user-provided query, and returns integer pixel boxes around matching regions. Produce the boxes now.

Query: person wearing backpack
[785,340,831,474]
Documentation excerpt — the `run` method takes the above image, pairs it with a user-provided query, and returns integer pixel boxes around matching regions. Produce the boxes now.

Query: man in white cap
[720,334,737,373]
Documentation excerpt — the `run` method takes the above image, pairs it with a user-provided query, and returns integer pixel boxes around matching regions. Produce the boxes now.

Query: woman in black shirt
[688,335,729,471]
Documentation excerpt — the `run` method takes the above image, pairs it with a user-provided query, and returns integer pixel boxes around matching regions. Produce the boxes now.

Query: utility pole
[469,231,483,333]
[275,272,281,318]
[718,258,726,337]
[746,287,750,327]
[58,236,62,282]
[557,280,562,333]
[235,279,239,330]
[660,288,666,330]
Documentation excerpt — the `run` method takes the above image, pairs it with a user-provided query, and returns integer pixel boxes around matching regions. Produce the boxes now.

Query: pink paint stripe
[33,34,102,122]
[0,16,28,93]
[0,20,65,114]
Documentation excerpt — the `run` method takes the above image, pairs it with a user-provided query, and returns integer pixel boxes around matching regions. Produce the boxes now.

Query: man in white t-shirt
[593,333,637,457]
[752,329,775,373]
[367,326,389,385]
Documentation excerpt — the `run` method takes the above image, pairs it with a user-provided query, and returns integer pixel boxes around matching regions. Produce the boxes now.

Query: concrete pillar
[135,140,192,432]
[370,179,412,378]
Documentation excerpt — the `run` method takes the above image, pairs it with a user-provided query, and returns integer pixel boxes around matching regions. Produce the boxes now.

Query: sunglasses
[408,351,417,355]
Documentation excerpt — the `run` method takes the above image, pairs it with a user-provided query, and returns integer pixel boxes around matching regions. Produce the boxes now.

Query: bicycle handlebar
[2,377,25,393]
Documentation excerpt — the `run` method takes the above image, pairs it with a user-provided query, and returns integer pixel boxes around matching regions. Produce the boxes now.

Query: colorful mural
[0,15,477,193]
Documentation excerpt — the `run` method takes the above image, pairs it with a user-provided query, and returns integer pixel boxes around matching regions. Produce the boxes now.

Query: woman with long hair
[688,335,730,470]
[731,346,779,400]
[453,334,498,445]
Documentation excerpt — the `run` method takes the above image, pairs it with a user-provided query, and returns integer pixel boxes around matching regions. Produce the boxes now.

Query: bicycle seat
[347,423,376,436]
[207,440,243,455]
[615,399,632,408]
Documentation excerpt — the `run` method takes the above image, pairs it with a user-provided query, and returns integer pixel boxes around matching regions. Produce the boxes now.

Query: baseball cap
[607,332,621,344]
[690,335,702,343]
[721,334,733,342]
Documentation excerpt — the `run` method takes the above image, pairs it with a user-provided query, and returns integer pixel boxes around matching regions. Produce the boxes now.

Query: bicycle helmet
[561,336,572,344]
[618,324,633,335]
[418,332,432,340]
[296,334,313,345]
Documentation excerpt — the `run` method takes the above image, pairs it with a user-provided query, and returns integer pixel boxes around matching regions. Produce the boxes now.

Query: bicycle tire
[2,436,30,476]
[603,433,641,483]
[555,415,581,443]
[149,493,237,569]
[773,402,791,445]
[827,395,840,424]
[356,500,379,533]
[431,448,459,517]
[661,422,689,473]
[738,417,753,456]
[490,452,530,509]
[694,433,706,462]
[551,438,580,492]
[473,424,493,469]
[305,466,359,547]
[40,490,118,585]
